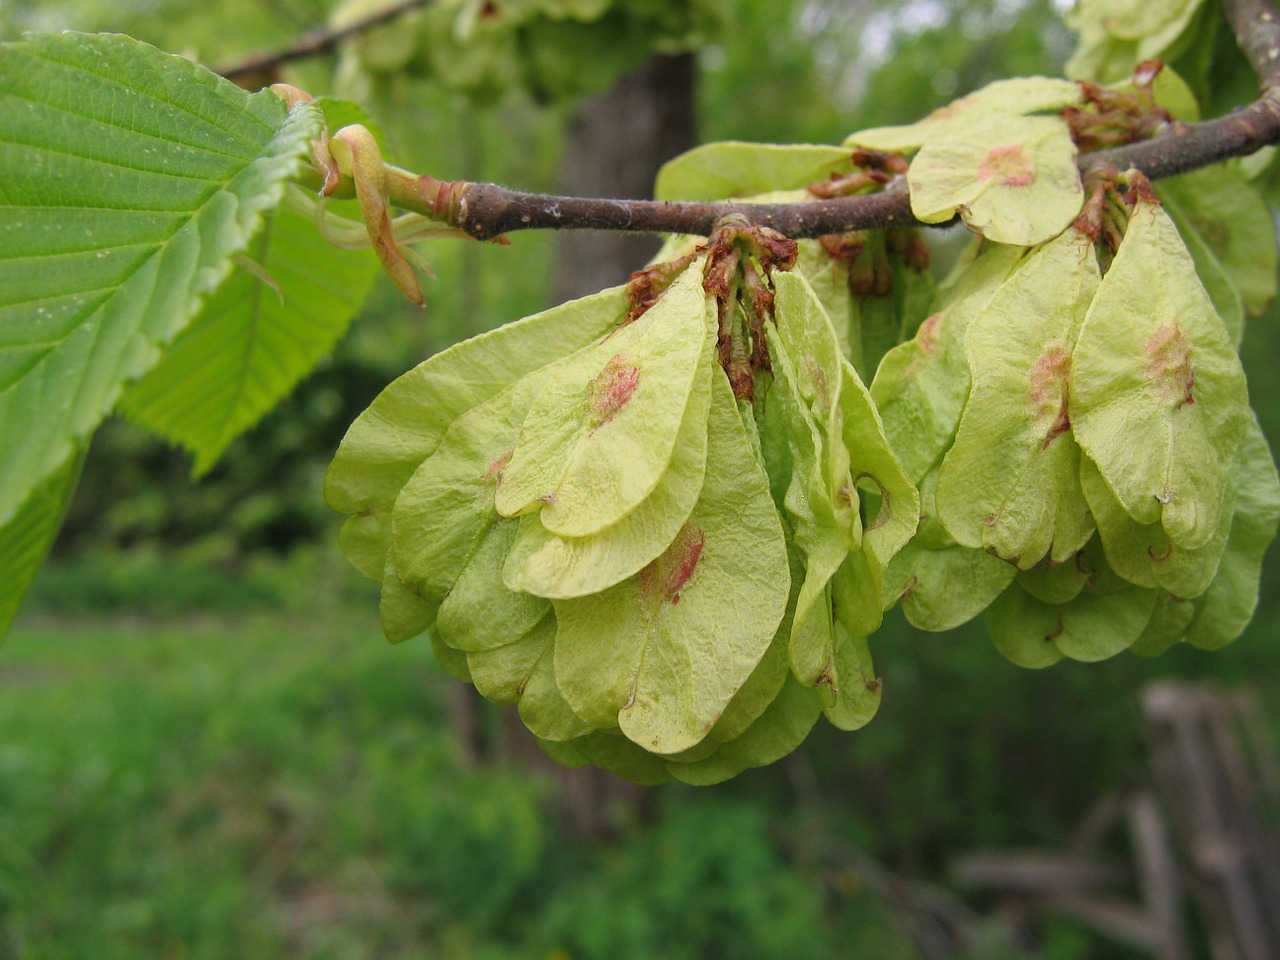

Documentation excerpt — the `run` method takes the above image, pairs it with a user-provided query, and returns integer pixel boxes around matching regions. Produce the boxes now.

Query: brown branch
[378,0,1280,242]
[1223,0,1280,87]
[216,0,432,81]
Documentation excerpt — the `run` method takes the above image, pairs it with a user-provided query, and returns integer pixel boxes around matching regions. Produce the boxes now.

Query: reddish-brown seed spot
[979,143,1036,187]
[484,448,513,484]
[638,524,707,608]
[662,527,705,599]
[1030,344,1072,448]
[916,312,942,355]
[1145,322,1195,409]
[585,354,640,429]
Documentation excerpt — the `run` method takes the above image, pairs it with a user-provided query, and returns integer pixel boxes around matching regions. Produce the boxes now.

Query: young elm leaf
[378,552,439,643]
[1157,167,1278,319]
[845,77,1083,153]
[465,612,554,705]
[518,636,597,743]
[1184,415,1280,649]
[886,539,1017,631]
[822,624,882,732]
[1080,453,1233,598]
[435,518,550,652]
[829,352,921,638]
[496,261,711,537]
[501,333,714,599]
[1016,554,1091,605]
[654,142,856,201]
[326,285,625,580]
[936,228,1099,568]
[906,113,1083,245]
[1072,196,1249,549]
[1128,592,1196,657]
[666,674,824,786]
[552,368,790,755]
[986,583,1158,667]
[871,242,1028,483]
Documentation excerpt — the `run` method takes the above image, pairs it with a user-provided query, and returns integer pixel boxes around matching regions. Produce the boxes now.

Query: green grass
[0,557,919,960]
[2,545,1276,959]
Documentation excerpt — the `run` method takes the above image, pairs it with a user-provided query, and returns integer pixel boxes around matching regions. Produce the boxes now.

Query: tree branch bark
[379,0,1280,242]
[215,0,434,81]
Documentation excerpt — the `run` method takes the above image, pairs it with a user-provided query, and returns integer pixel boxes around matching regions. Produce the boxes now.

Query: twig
[371,0,1280,241]
[216,0,433,81]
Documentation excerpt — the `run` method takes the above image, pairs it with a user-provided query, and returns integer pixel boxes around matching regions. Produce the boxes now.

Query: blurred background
[1,0,1277,957]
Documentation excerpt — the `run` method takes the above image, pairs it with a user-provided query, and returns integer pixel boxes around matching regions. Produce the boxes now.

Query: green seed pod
[1072,194,1249,549]
[936,227,1099,568]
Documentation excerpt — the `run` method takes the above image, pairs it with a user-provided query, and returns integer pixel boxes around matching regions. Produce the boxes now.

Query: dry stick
[376,0,1280,241]
[215,0,434,81]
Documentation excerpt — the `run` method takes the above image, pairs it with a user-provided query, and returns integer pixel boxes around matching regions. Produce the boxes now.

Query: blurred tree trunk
[551,52,698,302]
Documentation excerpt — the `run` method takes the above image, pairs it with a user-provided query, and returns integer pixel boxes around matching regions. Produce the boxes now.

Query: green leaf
[1128,591,1196,657]
[1066,0,1208,82]
[936,228,1098,568]
[0,32,321,528]
[465,612,553,705]
[886,539,1016,631]
[435,518,550,653]
[379,552,438,643]
[1017,554,1090,605]
[495,262,712,537]
[905,114,1083,245]
[552,368,790,754]
[845,77,1082,153]
[654,142,854,201]
[1157,167,1278,318]
[986,583,1157,667]
[1185,416,1280,649]
[871,242,1027,483]
[120,199,382,474]
[1080,453,1233,598]
[1161,190,1245,349]
[501,340,713,599]
[764,276,854,686]
[1111,64,1201,121]
[0,447,83,636]
[822,625,881,732]
[666,673,823,786]
[391,383,530,612]
[1068,0,1205,41]
[1072,196,1249,548]
[516,633,596,743]
[325,285,625,580]
[313,96,389,154]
